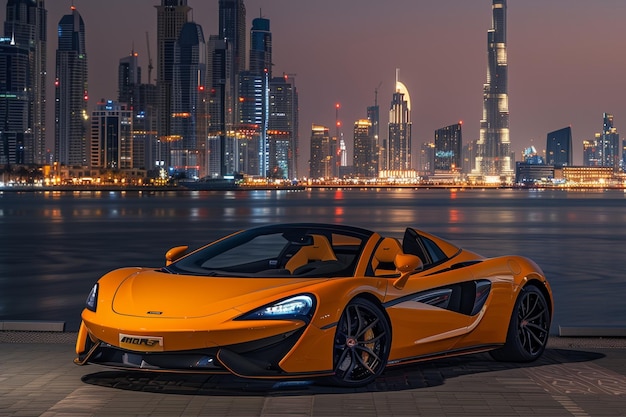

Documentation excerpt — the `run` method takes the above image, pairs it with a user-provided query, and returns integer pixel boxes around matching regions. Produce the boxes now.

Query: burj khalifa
[475,0,512,179]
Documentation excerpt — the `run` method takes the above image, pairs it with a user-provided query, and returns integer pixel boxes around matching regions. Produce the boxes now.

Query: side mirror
[392,253,424,290]
[165,246,189,266]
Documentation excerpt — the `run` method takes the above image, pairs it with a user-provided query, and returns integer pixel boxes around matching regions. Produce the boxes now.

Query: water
[1,187,625,331]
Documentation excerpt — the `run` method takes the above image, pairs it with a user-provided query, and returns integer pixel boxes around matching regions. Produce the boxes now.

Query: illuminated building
[599,113,620,171]
[546,127,572,167]
[206,35,228,178]
[418,142,435,176]
[90,100,133,170]
[249,16,271,76]
[118,50,140,109]
[583,139,599,167]
[171,22,206,179]
[475,0,512,180]
[155,0,190,169]
[0,36,29,165]
[434,123,462,173]
[54,5,88,167]
[515,163,554,186]
[353,119,376,178]
[238,16,271,176]
[310,124,331,179]
[367,101,380,173]
[269,74,298,179]
[1,0,47,165]
[132,83,157,170]
[218,0,246,175]
[387,69,412,171]
[523,146,544,164]
[118,50,158,170]
[462,139,477,174]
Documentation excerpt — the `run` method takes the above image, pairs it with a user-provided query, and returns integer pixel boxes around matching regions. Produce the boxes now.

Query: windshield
[167,224,372,278]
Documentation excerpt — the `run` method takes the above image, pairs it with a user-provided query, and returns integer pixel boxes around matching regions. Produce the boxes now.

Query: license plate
[119,333,164,351]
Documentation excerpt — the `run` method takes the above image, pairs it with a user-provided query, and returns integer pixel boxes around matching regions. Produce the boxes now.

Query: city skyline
[3,0,626,170]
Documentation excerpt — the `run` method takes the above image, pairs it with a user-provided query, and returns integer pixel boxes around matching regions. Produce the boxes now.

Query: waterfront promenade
[1,331,626,416]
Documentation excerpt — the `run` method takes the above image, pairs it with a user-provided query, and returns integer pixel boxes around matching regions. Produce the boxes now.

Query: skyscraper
[599,113,619,171]
[239,16,271,176]
[1,0,46,165]
[249,16,271,76]
[310,124,331,179]
[434,122,462,173]
[367,97,380,175]
[218,0,246,175]
[206,35,228,178]
[353,119,376,178]
[155,0,190,168]
[118,49,158,171]
[118,50,141,108]
[54,5,88,167]
[269,74,298,179]
[475,0,511,179]
[0,35,29,165]
[582,139,599,167]
[387,70,412,172]
[546,126,572,167]
[171,21,206,178]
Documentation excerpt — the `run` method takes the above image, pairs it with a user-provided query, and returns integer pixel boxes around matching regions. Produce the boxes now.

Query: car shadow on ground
[80,347,604,396]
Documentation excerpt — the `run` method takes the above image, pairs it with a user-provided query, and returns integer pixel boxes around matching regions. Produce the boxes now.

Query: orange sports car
[75,223,553,387]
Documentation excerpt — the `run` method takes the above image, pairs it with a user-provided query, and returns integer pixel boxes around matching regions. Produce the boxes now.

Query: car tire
[326,298,391,387]
[490,285,551,362]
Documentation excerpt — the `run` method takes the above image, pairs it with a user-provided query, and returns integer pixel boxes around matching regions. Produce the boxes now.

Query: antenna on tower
[146,32,154,84]
[374,81,382,106]
[395,68,400,91]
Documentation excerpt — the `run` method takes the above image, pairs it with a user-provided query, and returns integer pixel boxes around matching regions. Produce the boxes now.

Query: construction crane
[374,81,382,106]
[146,31,154,84]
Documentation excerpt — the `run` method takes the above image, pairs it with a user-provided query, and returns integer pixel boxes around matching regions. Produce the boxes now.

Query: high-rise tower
[269,74,298,179]
[54,5,88,167]
[155,0,190,169]
[353,119,375,178]
[171,21,206,178]
[118,50,141,108]
[599,113,620,171]
[249,16,271,77]
[239,16,271,176]
[1,0,47,165]
[546,127,573,167]
[434,123,463,173]
[387,69,412,172]
[218,0,245,175]
[475,0,511,179]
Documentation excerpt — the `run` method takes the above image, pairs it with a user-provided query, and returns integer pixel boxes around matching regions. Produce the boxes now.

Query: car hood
[111,268,327,319]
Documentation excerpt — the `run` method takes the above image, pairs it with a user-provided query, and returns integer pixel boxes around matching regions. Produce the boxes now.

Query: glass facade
[546,126,572,167]
[54,6,88,167]
[434,123,462,173]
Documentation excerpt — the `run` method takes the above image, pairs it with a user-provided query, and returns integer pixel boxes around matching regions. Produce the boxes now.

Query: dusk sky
[4,0,626,170]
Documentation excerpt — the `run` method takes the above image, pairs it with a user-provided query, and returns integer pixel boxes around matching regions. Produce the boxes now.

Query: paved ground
[1,332,626,416]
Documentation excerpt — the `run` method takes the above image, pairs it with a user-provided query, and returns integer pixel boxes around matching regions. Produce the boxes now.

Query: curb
[0,320,65,332]
[559,325,626,337]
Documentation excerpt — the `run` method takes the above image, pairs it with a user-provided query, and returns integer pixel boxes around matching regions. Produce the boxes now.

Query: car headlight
[85,283,98,312]
[238,294,315,322]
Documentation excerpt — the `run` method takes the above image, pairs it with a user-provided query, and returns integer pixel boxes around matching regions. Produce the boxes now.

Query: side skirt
[387,344,504,367]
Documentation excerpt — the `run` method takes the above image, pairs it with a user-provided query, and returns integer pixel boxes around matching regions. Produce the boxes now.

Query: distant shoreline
[2,183,625,192]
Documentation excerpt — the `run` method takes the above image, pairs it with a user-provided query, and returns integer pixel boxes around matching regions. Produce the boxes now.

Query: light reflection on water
[1,187,625,331]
